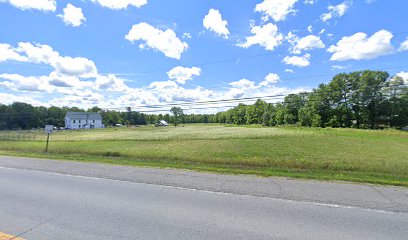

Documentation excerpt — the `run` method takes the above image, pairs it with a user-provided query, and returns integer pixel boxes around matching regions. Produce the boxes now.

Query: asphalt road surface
[0,157,407,239]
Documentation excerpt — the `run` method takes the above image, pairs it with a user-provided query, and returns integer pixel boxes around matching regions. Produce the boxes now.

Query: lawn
[1,125,407,186]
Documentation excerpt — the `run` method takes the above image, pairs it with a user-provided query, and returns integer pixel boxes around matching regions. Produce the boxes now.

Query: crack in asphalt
[9,220,48,240]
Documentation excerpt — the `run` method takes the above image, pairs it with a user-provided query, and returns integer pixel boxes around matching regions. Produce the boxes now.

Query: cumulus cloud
[125,22,188,60]
[283,53,311,67]
[304,0,317,4]
[91,0,147,10]
[49,91,105,107]
[331,65,349,70]
[255,0,298,22]
[146,80,214,103]
[182,33,192,39]
[259,73,279,87]
[229,79,257,90]
[52,56,97,78]
[0,0,56,12]
[0,73,53,93]
[15,42,59,64]
[47,72,89,88]
[167,66,201,84]
[237,23,283,51]
[58,4,86,27]
[203,9,230,39]
[0,93,44,106]
[327,30,394,61]
[287,33,325,54]
[285,69,295,73]
[321,1,352,22]
[399,38,408,52]
[396,72,408,84]
[94,74,129,92]
[0,42,98,79]
[0,43,27,62]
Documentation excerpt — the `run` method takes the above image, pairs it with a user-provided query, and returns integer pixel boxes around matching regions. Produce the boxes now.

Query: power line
[105,83,408,111]
[0,84,406,117]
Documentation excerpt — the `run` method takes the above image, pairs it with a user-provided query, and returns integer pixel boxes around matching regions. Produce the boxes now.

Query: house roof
[159,120,169,125]
[65,112,102,120]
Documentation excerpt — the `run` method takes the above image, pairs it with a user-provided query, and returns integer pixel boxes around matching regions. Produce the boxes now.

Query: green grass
[0,125,407,186]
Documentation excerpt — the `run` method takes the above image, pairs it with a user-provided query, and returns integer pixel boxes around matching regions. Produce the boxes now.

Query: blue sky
[0,0,407,112]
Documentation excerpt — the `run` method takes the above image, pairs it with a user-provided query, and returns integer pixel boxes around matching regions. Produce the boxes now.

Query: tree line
[215,70,408,129]
[0,70,407,130]
[0,104,216,130]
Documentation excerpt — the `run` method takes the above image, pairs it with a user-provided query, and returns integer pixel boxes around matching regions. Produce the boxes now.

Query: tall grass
[0,125,407,186]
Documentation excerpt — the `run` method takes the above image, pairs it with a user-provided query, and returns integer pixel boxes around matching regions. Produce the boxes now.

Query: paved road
[0,157,407,239]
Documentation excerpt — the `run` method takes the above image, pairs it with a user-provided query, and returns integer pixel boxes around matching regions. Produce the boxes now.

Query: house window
[79,120,81,123]
[93,120,95,123]
[73,120,76,123]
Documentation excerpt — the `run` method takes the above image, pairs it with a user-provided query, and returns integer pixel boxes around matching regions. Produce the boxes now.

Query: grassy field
[0,125,407,186]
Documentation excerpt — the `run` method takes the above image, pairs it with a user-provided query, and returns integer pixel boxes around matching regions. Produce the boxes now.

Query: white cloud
[94,74,129,92]
[167,66,201,84]
[288,34,325,54]
[0,0,56,12]
[399,38,408,52]
[255,0,298,22]
[149,80,178,90]
[0,73,53,93]
[304,0,317,4]
[328,30,394,61]
[237,23,283,51]
[331,65,349,70]
[182,33,192,39]
[52,56,97,78]
[49,91,105,107]
[285,69,294,73]
[125,22,188,60]
[58,4,86,27]
[321,1,352,22]
[1,42,98,78]
[146,80,214,103]
[0,43,27,62]
[15,42,58,64]
[396,72,408,84]
[259,73,279,87]
[91,0,147,10]
[47,72,89,88]
[0,93,44,106]
[229,79,257,90]
[307,25,313,33]
[203,9,230,39]
[283,53,311,67]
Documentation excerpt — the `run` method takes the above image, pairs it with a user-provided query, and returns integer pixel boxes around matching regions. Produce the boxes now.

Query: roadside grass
[0,125,407,186]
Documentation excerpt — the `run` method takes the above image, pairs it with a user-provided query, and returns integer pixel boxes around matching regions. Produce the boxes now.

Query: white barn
[65,112,104,130]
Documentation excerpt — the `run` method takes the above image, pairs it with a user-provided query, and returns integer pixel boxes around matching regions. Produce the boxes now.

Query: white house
[64,112,104,130]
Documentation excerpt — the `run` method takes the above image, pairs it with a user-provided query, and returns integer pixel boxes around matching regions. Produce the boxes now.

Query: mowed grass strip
[0,125,407,186]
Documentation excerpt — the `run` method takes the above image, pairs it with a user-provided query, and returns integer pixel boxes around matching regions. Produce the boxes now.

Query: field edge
[1,151,407,188]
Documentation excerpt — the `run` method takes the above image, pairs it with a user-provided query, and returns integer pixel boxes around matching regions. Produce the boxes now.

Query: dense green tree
[0,70,406,131]
[170,107,184,127]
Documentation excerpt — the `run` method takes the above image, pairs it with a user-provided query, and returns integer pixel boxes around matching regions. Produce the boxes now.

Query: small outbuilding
[65,112,104,130]
[155,120,169,127]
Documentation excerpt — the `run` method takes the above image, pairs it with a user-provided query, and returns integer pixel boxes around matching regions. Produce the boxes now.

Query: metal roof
[65,112,102,120]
